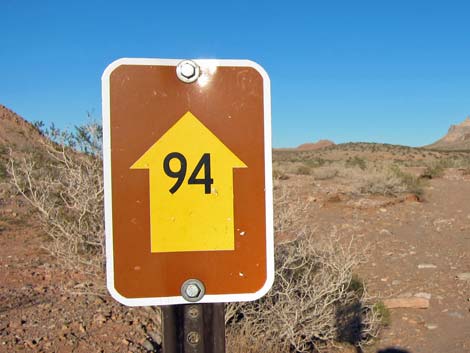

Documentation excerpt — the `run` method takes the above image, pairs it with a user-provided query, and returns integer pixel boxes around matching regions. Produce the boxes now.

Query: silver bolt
[185,284,201,298]
[181,279,205,302]
[176,60,200,83]
[180,63,195,78]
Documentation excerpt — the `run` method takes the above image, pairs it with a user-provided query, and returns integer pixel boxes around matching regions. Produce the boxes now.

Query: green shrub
[373,301,391,327]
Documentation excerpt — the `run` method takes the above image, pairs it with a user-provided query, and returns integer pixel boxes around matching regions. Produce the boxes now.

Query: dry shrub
[226,235,380,352]
[7,124,383,349]
[312,166,338,180]
[273,164,290,181]
[296,164,312,175]
[226,184,381,352]
[8,123,105,284]
[353,165,423,197]
[273,183,309,237]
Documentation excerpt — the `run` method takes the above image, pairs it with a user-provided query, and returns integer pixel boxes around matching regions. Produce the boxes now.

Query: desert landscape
[0,103,469,353]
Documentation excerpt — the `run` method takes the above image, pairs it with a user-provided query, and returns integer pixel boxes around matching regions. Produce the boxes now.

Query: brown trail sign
[102,58,273,306]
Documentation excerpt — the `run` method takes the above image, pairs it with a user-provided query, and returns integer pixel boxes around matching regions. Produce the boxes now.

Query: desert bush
[226,184,381,352]
[296,164,311,175]
[312,166,338,180]
[357,166,423,197]
[226,235,381,352]
[304,158,327,168]
[421,161,445,179]
[272,184,308,237]
[8,123,105,283]
[345,156,367,170]
[420,157,463,178]
[0,160,7,181]
[372,301,391,327]
[273,166,290,181]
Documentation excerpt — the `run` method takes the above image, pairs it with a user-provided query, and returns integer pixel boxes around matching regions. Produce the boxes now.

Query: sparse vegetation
[312,166,338,180]
[227,186,382,352]
[226,235,381,352]
[346,156,367,170]
[373,301,391,327]
[296,164,312,175]
[357,165,423,197]
[273,167,290,181]
[6,124,385,351]
[8,122,105,284]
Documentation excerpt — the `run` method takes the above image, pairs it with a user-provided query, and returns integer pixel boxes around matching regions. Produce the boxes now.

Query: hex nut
[181,279,205,302]
[176,60,200,83]
[180,63,196,78]
[185,284,201,298]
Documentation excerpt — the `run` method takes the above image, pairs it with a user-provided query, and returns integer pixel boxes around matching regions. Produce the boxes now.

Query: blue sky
[2,0,470,147]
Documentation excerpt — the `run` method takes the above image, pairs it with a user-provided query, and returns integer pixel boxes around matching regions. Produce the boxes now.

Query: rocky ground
[0,194,162,353]
[0,166,469,352]
[279,168,470,353]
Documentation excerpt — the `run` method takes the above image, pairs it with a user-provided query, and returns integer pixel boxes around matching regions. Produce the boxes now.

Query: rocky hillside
[0,104,45,155]
[425,116,470,151]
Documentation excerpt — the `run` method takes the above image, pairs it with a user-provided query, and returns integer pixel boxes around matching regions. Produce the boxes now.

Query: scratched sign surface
[102,58,273,306]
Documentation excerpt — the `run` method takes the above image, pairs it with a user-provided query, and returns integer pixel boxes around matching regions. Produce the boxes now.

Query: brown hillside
[297,139,335,151]
[425,116,470,151]
[0,104,46,154]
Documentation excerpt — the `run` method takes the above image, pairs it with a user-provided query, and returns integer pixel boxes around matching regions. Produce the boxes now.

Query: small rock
[148,331,162,345]
[142,339,154,351]
[418,264,437,269]
[93,314,107,325]
[122,338,130,345]
[425,323,438,330]
[405,194,420,202]
[414,292,432,300]
[456,273,470,281]
[379,208,387,213]
[327,194,341,202]
[384,297,430,309]
[447,311,464,319]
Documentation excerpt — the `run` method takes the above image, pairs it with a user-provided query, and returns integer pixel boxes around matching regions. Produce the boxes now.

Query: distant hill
[297,139,335,151]
[424,117,470,151]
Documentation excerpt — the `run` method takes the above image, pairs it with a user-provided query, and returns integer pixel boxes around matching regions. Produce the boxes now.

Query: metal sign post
[162,303,225,353]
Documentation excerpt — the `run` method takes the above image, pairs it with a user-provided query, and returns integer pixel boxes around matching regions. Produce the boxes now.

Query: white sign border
[102,58,273,306]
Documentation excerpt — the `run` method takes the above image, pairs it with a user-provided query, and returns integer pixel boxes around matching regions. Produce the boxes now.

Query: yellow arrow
[130,111,247,253]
